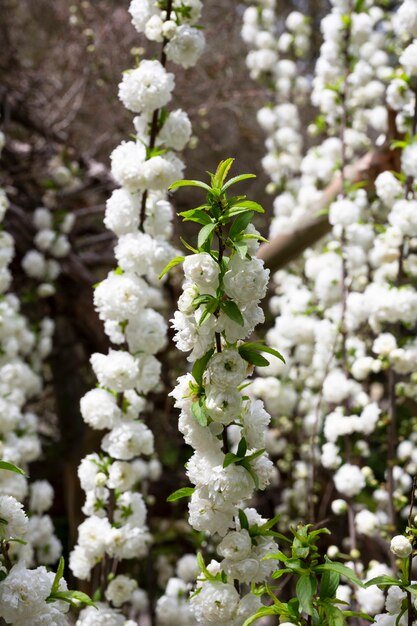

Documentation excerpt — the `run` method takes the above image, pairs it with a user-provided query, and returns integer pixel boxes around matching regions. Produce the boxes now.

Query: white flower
[355,509,379,537]
[105,575,138,607]
[101,422,154,460]
[114,491,147,528]
[29,481,54,515]
[400,41,417,77]
[80,388,122,430]
[388,200,417,237]
[76,603,125,626]
[22,250,47,279]
[106,526,151,560]
[118,60,175,113]
[218,529,252,561]
[402,143,417,179]
[329,198,360,227]
[104,188,140,236]
[90,349,139,391]
[375,171,403,207]
[206,349,248,390]
[77,515,111,560]
[176,554,200,582]
[126,308,167,355]
[183,253,220,295]
[110,141,147,191]
[390,535,413,559]
[165,25,205,68]
[0,495,28,539]
[223,256,269,304]
[159,109,192,150]
[190,581,240,623]
[0,562,52,623]
[94,271,148,322]
[334,463,365,497]
[115,231,154,277]
[205,388,242,425]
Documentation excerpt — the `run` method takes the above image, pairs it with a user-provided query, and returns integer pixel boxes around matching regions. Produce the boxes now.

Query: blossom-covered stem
[139,0,174,229]
[168,159,280,625]
[386,367,397,536]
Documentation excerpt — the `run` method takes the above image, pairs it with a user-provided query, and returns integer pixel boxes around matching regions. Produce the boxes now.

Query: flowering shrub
[70,0,205,622]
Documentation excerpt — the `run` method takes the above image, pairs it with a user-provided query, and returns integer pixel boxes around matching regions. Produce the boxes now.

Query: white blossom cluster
[0,138,62,570]
[242,0,417,619]
[242,1,310,195]
[21,205,74,298]
[0,138,67,622]
[170,230,279,624]
[71,0,205,619]
[0,490,71,625]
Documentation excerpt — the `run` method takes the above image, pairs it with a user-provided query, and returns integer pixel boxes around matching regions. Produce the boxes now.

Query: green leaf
[343,610,374,621]
[229,211,254,239]
[240,459,259,489]
[0,461,26,476]
[192,294,214,308]
[180,237,198,253]
[167,487,195,502]
[258,514,281,533]
[191,348,214,386]
[197,551,217,581]
[158,256,185,280]
[322,602,346,626]
[221,174,256,193]
[245,448,266,462]
[198,298,219,325]
[242,605,279,626]
[192,398,208,427]
[221,207,256,220]
[242,342,286,364]
[320,569,340,599]
[236,437,247,458]
[51,557,65,595]
[48,590,96,608]
[272,568,292,579]
[296,574,317,615]
[223,452,238,468]
[365,575,401,588]
[316,560,363,588]
[169,179,212,192]
[198,223,217,250]
[220,300,244,326]
[233,239,248,259]
[238,509,249,531]
[212,158,235,188]
[238,346,270,367]
[229,199,264,213]
[178,209,213,225]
